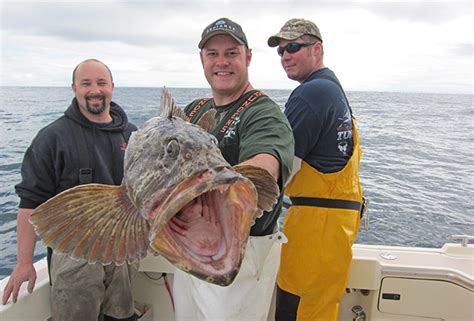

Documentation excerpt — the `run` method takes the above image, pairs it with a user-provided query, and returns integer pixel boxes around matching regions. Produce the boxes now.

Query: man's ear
[246,48,252,67]
[313,42,322,56]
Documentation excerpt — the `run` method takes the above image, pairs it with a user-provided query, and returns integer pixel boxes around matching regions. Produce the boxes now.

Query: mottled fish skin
[123,117,227,220]
[29,87,279,286]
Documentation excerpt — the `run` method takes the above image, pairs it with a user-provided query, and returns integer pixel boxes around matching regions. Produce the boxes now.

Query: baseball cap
[267,18,322,47]
[198,17,248,49]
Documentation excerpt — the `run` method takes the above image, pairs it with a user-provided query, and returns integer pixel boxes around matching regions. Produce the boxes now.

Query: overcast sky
[0,0,472,94]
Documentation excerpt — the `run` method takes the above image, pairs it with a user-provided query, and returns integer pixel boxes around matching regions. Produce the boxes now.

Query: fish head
[123,116,258,286]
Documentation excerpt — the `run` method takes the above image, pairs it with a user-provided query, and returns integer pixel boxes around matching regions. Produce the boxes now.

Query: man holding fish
[173,17,294,321]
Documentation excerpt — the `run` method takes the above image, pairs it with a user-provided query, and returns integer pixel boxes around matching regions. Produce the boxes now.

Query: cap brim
[267,31,304,47]
[198,31,245,49]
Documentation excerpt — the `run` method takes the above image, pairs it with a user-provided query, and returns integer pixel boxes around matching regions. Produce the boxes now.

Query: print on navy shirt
[336,109,353,156]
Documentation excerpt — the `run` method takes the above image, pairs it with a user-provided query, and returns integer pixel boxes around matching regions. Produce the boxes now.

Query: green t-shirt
[184,90,294,236]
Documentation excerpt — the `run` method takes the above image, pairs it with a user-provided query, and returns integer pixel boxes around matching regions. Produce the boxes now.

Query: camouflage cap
[267,18,322,47]
[199,17,248,49]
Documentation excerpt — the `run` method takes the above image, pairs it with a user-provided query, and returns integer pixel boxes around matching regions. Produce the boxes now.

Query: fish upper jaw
[149,166,245,236]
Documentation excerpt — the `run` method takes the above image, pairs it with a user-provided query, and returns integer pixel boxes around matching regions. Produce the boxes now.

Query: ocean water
[0,87,473,280]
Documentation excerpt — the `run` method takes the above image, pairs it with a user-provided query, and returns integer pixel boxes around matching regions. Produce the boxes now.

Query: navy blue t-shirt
[285,68,353,173]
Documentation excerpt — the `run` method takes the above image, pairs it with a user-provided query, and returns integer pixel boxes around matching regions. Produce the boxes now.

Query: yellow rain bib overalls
[278,118,363,321]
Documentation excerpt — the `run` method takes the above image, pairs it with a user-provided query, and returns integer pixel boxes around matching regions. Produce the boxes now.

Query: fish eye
[166,139,180,157]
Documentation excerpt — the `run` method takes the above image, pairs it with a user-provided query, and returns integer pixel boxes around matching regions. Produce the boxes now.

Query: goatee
[85,94,107,115]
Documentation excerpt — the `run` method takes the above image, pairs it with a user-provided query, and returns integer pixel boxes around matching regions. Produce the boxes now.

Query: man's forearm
[240,153,280,181]
[16,208,36,265]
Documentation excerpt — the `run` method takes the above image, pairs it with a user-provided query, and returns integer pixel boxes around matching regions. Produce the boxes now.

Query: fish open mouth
[149,167,258,286]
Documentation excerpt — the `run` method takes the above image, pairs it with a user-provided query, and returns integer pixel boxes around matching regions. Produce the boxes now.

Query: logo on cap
[206,20,236,35]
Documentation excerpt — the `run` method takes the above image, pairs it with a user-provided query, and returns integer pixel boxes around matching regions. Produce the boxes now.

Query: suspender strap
[290,196,362,211]
[66,118,93,184]
[186,98,211,123]
[47,246,53,285]
[185,91,267,142]
[215,90,266,142]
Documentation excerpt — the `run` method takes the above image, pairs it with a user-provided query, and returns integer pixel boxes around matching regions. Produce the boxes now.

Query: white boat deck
[348,243,474,290]
[1,242,473,321]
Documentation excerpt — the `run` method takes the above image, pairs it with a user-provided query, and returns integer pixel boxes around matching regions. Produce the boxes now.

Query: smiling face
[200,34,252,104]
[279,37,324,83]
[72,60,114,122]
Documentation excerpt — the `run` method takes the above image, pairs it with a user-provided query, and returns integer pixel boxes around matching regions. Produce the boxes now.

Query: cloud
[2,1,470,46]
[450,43,473,56]
[0,0,472,93]
[1,2,198,48]
[359,1,471,24]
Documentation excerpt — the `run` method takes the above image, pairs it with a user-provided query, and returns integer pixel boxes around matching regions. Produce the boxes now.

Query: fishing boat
[1,234,472,321]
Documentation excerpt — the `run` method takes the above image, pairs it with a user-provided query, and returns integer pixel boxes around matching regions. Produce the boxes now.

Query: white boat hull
[1,242,473,321]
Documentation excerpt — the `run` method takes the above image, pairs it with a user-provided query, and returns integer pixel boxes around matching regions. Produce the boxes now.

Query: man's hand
[3,208,38,305]
[2,262,37,304]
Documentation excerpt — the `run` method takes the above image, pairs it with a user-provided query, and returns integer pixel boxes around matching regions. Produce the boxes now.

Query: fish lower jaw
[148,175,256,285]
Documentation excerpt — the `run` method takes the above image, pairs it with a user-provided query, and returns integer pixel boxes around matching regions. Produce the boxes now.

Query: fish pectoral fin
[30,184,151,265]
[196,108,217,133]
[233,164,280,213]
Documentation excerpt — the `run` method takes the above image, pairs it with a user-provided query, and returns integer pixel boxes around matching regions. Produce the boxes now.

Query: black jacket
[16,98,137,209]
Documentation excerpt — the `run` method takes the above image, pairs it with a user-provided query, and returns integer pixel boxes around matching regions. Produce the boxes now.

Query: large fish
[29,88,279,286]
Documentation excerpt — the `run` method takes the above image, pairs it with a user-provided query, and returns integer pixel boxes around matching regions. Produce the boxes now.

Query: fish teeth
[208,185,229,194]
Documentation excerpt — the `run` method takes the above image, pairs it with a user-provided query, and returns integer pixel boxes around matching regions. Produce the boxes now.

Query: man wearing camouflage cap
[268,18,364,321]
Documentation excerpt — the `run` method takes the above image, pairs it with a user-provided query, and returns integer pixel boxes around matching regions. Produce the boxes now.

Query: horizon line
[0,85,471,96]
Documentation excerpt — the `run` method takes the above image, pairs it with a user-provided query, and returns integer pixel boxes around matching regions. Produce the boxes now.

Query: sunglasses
[277,42,315,56]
